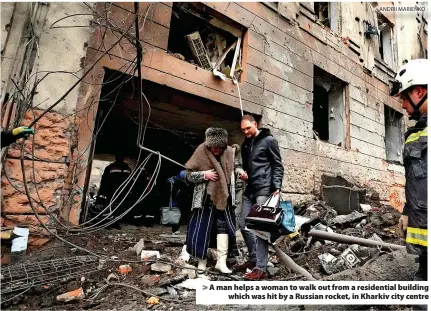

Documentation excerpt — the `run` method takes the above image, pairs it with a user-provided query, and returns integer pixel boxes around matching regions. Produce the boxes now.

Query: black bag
[245,193,283,233]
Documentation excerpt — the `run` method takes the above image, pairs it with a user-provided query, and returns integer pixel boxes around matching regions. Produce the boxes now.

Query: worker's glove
[398,215,408,231]
[12,126,34,139]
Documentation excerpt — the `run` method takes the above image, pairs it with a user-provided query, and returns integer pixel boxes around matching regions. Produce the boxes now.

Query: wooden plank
[230,37,242,78]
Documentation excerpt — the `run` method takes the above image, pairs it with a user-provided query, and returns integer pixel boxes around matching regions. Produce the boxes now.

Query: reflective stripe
[110,169,130,173]
[408,227,428,235]
[405,127,428,144]
[406,227,428,247]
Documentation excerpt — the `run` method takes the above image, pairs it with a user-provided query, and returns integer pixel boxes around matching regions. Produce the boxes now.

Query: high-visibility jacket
[403,113,427,255]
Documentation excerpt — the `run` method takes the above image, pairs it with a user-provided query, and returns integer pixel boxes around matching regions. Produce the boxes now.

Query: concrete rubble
[1,189,411,310]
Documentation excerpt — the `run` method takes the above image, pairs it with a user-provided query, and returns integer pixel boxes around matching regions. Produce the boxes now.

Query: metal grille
[185,31,212,70]
[1,255,100,295]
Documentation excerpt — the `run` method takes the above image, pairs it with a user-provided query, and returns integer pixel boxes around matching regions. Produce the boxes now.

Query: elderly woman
[185,128,241,277]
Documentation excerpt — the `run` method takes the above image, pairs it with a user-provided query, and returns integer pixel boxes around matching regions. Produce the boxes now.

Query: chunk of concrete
[141,250,161,260]
[360,204,372,212]
[328,210,366,226]
[151,263,172,273]
[180,263,197,279]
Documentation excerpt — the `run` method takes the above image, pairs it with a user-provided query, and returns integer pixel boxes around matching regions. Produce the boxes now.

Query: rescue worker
[97,154,131,228]
[390,58,428,282]
[1,126,34,148]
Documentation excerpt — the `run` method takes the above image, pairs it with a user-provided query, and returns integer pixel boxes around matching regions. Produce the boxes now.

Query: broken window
[168,3,245,80]
[384,106,404,163]
[377,14,394,68]
[314,2,330,28]
[313,66,347,147]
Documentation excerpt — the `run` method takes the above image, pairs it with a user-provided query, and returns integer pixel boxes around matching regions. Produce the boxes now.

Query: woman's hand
[204,169,219,181]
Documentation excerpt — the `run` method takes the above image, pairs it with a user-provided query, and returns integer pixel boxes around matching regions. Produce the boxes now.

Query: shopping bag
[160,181,181,225]
[279,200,296,234]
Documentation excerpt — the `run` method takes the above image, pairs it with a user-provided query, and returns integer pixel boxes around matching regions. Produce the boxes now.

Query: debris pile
[281,198,404,278]
[1,193,406,310]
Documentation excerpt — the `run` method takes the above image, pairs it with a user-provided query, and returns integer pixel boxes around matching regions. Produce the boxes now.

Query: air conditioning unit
[185,31,212,70]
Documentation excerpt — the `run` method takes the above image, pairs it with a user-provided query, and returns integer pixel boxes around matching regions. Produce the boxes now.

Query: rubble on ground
[1,187,407,310]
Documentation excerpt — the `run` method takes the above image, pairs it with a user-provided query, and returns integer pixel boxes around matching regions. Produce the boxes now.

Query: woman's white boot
[215,234,232,274]
[197,259,210,279]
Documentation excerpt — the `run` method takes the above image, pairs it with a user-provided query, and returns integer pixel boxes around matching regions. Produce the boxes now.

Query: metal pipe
[308,229,405,251]
[138,145,186,169]
[273,245,316,281]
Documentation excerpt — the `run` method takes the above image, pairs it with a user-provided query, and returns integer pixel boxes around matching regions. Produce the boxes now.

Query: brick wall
[1,110,73,246]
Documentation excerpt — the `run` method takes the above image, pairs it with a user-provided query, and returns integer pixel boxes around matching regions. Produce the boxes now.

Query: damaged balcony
[167,2,246,81]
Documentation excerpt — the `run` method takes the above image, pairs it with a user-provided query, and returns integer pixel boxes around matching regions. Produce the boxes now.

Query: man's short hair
[241,114,256,122]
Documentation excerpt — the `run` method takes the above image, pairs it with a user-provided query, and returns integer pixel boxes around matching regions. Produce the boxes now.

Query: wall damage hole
[384,106,404,164]
[167,2,245,80]
[313,66,347,147]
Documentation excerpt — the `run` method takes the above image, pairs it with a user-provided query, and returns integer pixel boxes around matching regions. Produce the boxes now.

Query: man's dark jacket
[98,160,131,201]
[241,128,284,197]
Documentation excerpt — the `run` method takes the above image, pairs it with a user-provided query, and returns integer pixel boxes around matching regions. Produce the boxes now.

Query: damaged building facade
[1,2,428,246]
